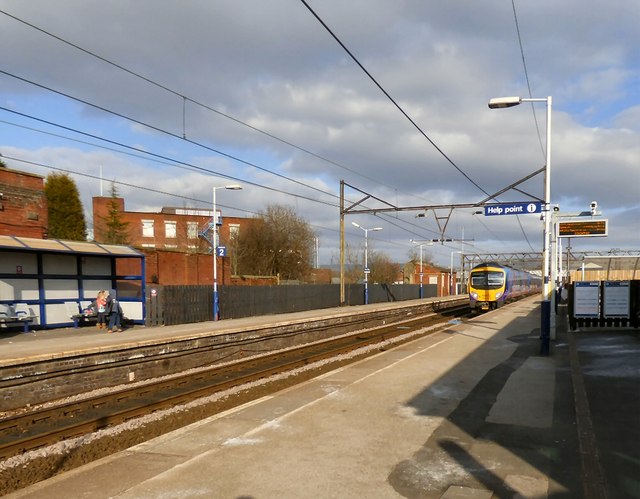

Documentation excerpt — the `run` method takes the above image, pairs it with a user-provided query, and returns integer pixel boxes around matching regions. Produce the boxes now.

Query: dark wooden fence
[145,283,438,326]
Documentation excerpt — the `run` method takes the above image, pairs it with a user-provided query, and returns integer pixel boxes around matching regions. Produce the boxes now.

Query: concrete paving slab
[487,356,555,428]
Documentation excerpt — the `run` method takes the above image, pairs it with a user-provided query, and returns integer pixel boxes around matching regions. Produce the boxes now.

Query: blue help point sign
[485,202,542,216]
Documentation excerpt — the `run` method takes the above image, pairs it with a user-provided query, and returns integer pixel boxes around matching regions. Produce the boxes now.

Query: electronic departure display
[557,219,608,237]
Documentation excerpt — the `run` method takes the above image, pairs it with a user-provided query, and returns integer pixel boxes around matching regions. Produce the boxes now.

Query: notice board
[603,281,630,318]
[574,281,600,318]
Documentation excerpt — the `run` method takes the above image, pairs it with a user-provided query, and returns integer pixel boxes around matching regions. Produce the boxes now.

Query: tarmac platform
[3,296,639,498]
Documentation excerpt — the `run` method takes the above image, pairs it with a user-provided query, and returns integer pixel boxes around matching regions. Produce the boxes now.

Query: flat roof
[0,235,144,257]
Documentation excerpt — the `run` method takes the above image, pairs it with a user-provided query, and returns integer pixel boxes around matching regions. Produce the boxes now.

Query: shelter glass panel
[0,279,39,300]
[0,253,37,274]
[81,256,111,276]
[121,301,143,321]
[115,279,143,299]
[43,254,76,275]
[45,303,72,325]
[43,279,79,299]
[82,280,114,301]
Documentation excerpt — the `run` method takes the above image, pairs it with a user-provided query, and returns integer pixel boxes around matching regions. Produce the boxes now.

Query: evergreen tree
[44,173,87,240]
[101,182,130,245]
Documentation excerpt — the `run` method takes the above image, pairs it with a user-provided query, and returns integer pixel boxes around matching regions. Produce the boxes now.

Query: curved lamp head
[488,96,522,109]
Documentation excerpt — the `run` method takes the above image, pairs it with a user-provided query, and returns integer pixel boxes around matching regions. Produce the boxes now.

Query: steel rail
[0,304,470,461]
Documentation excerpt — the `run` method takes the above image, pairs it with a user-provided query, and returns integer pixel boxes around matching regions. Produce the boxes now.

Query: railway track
[0,304,470,463]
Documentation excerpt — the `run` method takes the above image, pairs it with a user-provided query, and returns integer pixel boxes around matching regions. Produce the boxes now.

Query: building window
[142,220,154,238]
[165,221,177,239]
[187,221,198,239]
[229,224,240,240]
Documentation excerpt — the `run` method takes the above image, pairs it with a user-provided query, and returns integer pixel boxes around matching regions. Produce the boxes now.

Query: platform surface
[4,297,639,498]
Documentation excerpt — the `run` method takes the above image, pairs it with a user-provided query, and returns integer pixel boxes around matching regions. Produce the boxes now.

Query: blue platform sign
[216,246,227,257]
[485,202,542,216]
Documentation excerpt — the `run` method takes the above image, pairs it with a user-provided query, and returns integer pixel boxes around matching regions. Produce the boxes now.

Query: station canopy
[0,235,143,257]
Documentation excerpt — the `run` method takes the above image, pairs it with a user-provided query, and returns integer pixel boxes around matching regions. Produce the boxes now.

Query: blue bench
[0,303,37,333]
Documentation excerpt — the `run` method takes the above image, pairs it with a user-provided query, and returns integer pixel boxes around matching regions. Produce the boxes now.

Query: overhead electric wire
[0,7,539,256]
[509,0,542,252]
[0,69,341,203]
[0,106,337,209]
[0,8,385,187]
[0,119,192,169]
[300,0,535,252]
[298,0,492,199]
[2,7,495,242]
[1,153,346,238]
[1,114,451,247]
[1,115,444,246]
[299,1,545,254]
[0,71,449,244]
[2,154,247,212]
[511,0,545,160]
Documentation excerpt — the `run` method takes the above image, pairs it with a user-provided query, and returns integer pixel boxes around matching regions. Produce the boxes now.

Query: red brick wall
[408,264,455,296]
[134,249,233,285]
[0,168,48,238]
[92,196,245,255]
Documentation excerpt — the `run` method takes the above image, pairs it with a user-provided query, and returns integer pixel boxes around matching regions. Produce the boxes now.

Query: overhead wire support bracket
[339,176,550,306]
[476,166,546,205]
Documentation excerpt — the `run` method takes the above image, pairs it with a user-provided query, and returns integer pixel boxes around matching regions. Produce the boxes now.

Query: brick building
[0,167,48,238]
[93,196,251,285]
[405,261,457,296]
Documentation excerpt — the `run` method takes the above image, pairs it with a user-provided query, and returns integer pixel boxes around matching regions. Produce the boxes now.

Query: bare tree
[331,242,363,284]
[236,204,316,281]
[369,250,400,284]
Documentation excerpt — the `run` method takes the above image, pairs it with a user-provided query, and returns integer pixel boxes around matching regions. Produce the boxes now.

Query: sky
[1,0,639,270]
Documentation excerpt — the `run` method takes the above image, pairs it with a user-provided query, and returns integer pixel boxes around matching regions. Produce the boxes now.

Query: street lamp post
[212,184,242,320]
[450,250,462,295]
[489,95,554,339]
[352,222,382,305]
[410,240,425,299]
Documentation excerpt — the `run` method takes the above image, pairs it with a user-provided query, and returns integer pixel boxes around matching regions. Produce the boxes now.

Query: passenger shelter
[0,235,145,330]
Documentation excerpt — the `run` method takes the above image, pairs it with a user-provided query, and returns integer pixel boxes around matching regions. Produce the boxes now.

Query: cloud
[1,0,638,266]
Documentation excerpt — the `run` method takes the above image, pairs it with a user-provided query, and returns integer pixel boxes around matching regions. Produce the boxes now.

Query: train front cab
[469,264,507,312]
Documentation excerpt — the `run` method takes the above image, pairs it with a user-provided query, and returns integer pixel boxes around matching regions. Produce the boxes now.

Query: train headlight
[470,292,478,299]
[495,291,503,299]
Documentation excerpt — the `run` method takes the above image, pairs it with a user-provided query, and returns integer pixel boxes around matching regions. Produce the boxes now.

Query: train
[468,262,541,312]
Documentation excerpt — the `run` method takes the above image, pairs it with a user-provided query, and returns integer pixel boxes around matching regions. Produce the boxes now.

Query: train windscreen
[470,271,505,290]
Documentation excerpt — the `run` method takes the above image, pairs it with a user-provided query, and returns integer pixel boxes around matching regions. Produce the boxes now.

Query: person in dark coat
[105,291,123,333]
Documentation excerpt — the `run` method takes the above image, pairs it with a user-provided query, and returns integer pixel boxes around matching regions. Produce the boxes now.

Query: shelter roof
[0,235,143,257]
